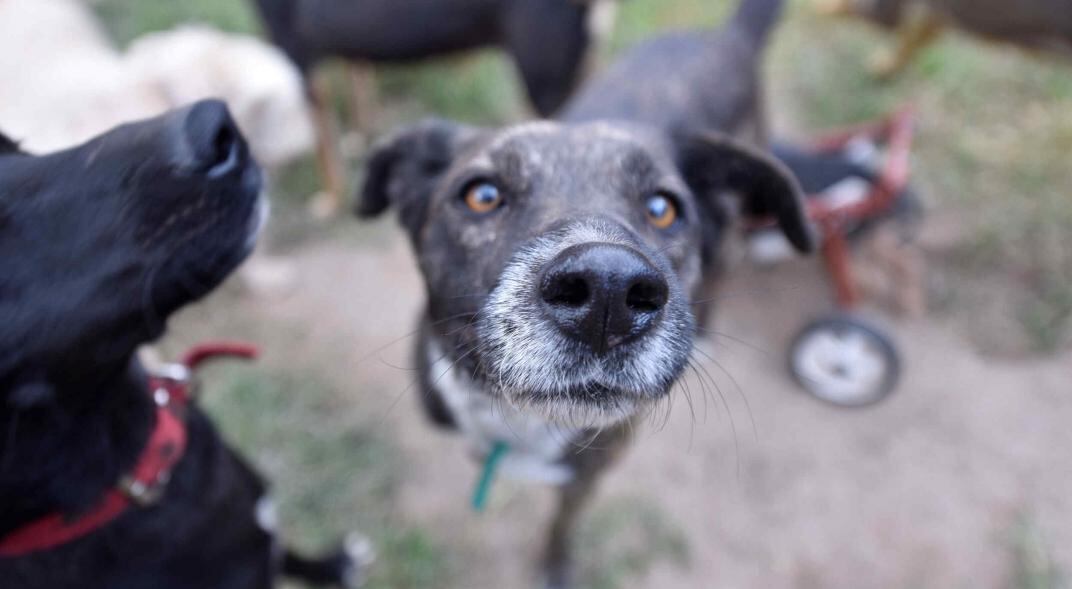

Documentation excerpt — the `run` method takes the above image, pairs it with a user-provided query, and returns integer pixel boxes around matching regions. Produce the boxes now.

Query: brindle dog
[357,0,809,587]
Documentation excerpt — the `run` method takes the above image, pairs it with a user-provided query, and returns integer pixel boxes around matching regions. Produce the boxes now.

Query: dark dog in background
[817,0,1072,77]
[0,102,366,588]
[252,0,618,213]
[356,0,810,586]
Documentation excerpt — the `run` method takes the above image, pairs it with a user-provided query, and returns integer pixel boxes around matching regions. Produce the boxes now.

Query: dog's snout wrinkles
[181,100,242,177]
[539,242,669,354]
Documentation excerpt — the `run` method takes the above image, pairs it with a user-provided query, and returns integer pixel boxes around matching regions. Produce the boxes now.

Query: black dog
[251,0,617,211]
[0,101,367,588]
[357,1,810,587]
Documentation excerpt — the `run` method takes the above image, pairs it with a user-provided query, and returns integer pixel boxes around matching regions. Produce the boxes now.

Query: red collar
[0,342,257,558]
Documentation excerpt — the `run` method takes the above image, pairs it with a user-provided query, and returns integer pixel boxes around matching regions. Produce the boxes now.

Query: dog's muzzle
[476,219,694,428]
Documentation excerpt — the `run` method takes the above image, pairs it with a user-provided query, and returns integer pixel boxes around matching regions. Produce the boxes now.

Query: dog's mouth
[514,382,649,429]
[467,333,685,429]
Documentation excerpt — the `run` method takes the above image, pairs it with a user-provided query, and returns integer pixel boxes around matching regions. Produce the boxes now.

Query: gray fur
[356,1,807,586]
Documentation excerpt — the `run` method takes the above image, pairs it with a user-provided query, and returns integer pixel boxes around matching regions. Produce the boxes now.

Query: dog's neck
[423,333,579,485]
[0,357,154,531]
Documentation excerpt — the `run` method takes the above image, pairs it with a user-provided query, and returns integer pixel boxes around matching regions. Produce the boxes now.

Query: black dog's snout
[539,243,669,354]
[182,100,243,177]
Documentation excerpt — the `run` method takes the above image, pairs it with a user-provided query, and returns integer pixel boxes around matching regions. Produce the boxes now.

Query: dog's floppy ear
[0,131,23,155]
[678,131,815,253]
[356,119,478,236]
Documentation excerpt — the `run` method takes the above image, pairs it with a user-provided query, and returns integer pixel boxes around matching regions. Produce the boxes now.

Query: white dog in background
[126,26,314,168]
[0,0,169,152]
[0,0,313,169]
[0,0,308,296]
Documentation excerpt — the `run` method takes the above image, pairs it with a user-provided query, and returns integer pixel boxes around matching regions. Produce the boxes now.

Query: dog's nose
[539,243,669,354]
[181,100,243,177]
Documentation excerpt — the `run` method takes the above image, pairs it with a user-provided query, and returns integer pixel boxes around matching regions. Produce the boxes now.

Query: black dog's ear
[356,119,478,235]
[678,131,815,253]
[0,131,23,155]
[7,380,56,409]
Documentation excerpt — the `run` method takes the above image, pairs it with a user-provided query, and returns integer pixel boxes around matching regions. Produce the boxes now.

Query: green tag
[471,442,509,513]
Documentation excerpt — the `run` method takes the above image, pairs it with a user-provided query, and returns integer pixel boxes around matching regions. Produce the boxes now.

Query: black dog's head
[0,100,264,397]
[359,119,811,428]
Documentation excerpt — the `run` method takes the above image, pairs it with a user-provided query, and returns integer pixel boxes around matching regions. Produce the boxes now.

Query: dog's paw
[340,531,376,589]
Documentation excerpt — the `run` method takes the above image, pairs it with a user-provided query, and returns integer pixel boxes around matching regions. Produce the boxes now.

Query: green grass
[577,497,690,589]
[1007,515,1067,589]
[610,0,734,51]
[199,365,451,589]
[93,0,259,46]
[376,53,525,125]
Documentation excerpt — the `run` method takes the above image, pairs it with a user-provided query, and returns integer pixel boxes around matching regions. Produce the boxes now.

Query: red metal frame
[797,108,916,309]
[181,342,259,370]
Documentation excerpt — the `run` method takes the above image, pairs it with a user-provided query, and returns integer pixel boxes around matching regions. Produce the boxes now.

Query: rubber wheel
[789,313,901,407]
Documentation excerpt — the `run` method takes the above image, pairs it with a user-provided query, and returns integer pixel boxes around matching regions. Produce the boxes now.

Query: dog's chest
[428,339,578,485]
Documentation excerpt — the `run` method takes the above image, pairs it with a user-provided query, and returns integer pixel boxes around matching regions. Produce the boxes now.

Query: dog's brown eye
[464,182,504,214]
[645,194,678,230]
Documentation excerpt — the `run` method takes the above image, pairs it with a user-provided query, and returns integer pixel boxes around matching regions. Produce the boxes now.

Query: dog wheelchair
[748,109,921,407]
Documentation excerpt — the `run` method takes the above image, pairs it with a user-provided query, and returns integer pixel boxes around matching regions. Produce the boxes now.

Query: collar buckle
[117,470,171,507]
[150,363,196,404]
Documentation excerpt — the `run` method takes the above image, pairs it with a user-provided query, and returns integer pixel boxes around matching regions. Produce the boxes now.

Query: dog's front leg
[347,63,378,137]
[870,9,945,78]
[307,75,346,217]
[540,422,633,589]
[541,470,599,589]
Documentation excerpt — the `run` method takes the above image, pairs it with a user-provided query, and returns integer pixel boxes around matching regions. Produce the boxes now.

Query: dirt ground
[205,222,1071,589]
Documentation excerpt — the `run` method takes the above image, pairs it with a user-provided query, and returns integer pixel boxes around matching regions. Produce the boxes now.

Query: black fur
[0,132,21,155]
[680,130,814,252]
[251,0,601,116]
[357,118,470,238]
[0,102,361,588]
[733,0,787,45]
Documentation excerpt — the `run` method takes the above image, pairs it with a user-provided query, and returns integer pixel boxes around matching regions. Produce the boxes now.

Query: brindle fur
[358,1,810,586]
